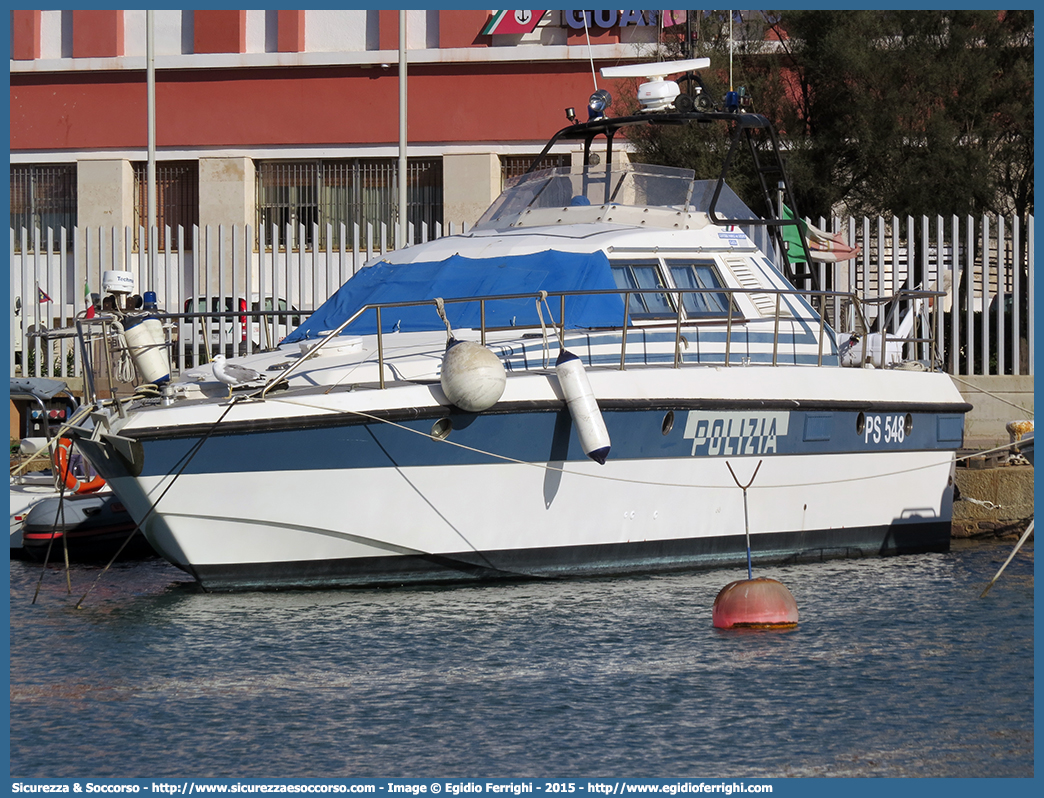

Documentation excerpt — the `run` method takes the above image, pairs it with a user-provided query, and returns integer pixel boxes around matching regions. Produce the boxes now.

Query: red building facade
[11,10,666,241]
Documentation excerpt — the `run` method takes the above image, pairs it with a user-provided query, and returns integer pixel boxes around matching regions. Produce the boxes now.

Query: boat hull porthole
[856,412,866,435]
[904,413,914,436]
[662,410,675,436]
[431,418,452,440]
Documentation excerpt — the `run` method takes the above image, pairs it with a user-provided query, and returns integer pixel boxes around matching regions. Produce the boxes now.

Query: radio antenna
[583,13,598,91]
[729,10,734,90]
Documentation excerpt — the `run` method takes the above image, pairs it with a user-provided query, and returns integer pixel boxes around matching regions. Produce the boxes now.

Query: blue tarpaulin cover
[283,250,625,342]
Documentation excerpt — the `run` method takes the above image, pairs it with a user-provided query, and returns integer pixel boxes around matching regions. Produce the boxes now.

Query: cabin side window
[665,259,738,318]
[610,260,675,319]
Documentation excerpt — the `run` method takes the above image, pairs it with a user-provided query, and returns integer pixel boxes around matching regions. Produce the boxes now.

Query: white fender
[555,349,611,464]
[440,339,506,412]
[124,316,170,384]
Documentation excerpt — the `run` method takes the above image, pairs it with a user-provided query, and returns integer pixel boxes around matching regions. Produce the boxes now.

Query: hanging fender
[55,437,106,494]
[123,316,171,385]
[555,349,611,465]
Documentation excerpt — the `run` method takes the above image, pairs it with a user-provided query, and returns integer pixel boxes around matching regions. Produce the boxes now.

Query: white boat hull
[65,131,970,590]
[135,452,953,589]
[77,365,965,591]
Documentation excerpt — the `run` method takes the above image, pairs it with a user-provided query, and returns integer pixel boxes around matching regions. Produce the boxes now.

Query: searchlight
[587,89,612,121]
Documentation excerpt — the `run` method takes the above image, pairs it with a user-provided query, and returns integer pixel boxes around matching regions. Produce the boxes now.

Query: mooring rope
[72,399,239,608]
[959,495,1003,511]
[10,403,95,478]
[980,519,1035,598]
[948,373,1034,417]
[955,441,1029,463]
[31,476,73,603]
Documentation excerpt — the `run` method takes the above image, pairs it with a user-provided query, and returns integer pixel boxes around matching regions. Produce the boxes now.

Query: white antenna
[583,13,598,91]
[729,11,734,91]
[601,58,710,112]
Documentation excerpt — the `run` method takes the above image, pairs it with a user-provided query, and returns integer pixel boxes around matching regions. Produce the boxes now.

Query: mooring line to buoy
[980,519,1034,598]
[32,478,73,604]
[726,460,762,580]
[362,425,547,581]
[72,399,238,609]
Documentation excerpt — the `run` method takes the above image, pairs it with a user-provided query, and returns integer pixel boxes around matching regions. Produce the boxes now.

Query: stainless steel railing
[259,285,943,395]
[69,285,945,404]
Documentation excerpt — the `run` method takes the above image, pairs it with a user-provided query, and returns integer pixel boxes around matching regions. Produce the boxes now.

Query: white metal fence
[10,214,1033,380]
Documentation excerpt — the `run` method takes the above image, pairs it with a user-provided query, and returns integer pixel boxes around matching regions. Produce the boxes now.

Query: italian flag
[84,281,95,319]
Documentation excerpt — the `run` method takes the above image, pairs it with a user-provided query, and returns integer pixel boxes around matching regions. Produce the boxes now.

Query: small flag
[781,204,861,264]
[38,287,52,303]
[84,281,96,319]
[661,10,687,27]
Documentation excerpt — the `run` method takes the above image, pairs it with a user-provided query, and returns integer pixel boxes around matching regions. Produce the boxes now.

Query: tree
[629,11,1033,223]
[624,11,789,218]
[766,10,1034,375]
[769,10,1033,222]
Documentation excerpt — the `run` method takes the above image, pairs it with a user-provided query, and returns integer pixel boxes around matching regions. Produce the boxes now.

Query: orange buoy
[712,577,799,630]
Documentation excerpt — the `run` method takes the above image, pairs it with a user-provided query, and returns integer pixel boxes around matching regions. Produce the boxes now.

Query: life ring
[55,437,106,494]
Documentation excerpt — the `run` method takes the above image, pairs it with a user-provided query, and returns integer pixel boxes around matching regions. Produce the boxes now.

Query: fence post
[1028,214,1034,376]
[981,215,990,375]
[7,215,1037,381]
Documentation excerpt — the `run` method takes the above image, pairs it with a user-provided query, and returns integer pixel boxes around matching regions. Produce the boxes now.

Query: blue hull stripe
[131,406,965,479]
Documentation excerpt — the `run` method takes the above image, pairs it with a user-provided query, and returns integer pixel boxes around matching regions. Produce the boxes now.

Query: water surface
[9,540,1033,778]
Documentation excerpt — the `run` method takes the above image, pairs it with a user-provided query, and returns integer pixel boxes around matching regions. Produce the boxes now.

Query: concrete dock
[949,374,1034,540]
[953,462,1033,539]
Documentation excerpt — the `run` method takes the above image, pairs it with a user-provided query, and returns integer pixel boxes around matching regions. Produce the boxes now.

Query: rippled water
[9,540,1033,778]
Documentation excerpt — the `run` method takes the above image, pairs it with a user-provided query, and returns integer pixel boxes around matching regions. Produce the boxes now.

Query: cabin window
[610,260,675,318]
[666,259,737,318]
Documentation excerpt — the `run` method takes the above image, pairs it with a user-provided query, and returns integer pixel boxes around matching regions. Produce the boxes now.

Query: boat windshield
[473,163,760,230]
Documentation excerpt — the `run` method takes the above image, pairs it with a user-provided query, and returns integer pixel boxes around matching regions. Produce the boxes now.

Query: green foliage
[624,11,792,216]
[628,10,1033,222]
[24,345,76,378]
[626,118,773,216]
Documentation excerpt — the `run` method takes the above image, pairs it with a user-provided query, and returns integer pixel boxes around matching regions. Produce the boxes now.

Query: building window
[10,164,77,252]
[255,158,443,250]
[133,162,199,251]
[501,154,571,187]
